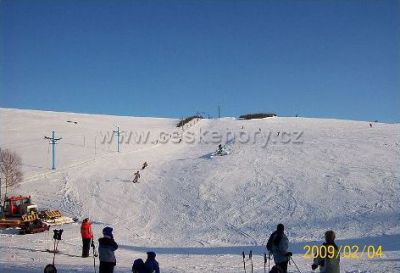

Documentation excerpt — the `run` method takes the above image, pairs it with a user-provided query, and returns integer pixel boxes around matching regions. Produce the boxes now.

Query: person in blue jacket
[98,227,118,273]
[144,251,160,273]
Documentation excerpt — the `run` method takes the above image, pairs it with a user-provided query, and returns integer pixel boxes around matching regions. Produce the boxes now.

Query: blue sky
[1,0,399,122]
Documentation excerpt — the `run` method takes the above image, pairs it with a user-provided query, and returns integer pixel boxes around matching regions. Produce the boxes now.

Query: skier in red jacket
[81,218,93,257]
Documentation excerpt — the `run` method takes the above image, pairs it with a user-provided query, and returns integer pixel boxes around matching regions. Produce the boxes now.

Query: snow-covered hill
[0,108,399,273]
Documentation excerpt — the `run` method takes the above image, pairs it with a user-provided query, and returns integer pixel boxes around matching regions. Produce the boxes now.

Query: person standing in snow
[98,227,118,273]
[133,171,141,183]
[141,162,148,170]
[132,258,147,273]
[81,218,93,257]
[311,230,340,273]
[266,224,292,273]
[144,251,160,273]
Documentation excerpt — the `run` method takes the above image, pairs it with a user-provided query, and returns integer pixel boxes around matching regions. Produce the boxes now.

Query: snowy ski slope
[0,108,399,273]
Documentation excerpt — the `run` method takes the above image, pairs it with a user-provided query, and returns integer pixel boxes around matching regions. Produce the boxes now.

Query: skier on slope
[133,171,141,183]
[217,144,223,155]
[141,162,148,170]
[311,230,340,273]
[144,251,160,273]
[98,227,118,273]
[266,224,292,273]
[81,218,93,258]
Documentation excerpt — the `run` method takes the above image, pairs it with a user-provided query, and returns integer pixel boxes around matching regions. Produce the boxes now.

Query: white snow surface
[0,108,399,272]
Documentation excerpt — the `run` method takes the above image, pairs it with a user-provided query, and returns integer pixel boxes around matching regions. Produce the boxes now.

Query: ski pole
[290,256,302,273]
[242,251,247,273]
[52,237,56,265]
[249,250,253,273]
[91,238,97,273]
[263,253,267,273]
[268,252,271,272]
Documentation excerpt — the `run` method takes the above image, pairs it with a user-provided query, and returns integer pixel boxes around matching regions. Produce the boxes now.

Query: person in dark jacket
[98,226,118,273]
[81,218,93,257]
[132,258,147,273]
[144,251,160,273]
[266,224,292,273]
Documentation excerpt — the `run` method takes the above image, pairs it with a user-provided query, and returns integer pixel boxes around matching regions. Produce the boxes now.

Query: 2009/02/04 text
[303,245,384,259]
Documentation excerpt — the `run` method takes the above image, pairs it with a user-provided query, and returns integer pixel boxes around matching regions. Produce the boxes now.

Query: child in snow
[311,230,340,273]
[98,227,118,273]
[266,224,292,273]
[144,251,160,273]
[80,218,93,257]
[132,258,146,273]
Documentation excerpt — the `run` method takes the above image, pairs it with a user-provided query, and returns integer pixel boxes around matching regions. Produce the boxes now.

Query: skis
[242,250,254,273]
[242,251,247,273]
[91,238,98,273]
[268,252,272,272]
[240,249,297,273]
[51,229,63,265]
[264,252,267,273]
[249,250,254,273]
[264,252,272,273]
[45,249,81,258]
[44,229,63,273]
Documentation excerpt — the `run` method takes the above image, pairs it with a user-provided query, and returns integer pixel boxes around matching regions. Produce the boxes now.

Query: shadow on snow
[120,234,400,256]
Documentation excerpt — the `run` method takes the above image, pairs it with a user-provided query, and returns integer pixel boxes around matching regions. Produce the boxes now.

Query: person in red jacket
[81,218,93,257]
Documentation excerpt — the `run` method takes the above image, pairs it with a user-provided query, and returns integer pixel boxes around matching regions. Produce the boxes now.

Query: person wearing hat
[144,251,160,273]
[311,230,340,273]
[98,226,119,273]
[266,224,292,273]
[81,218,93,257]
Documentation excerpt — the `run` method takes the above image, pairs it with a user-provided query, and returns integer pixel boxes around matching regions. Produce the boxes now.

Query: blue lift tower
[44,131,62,170]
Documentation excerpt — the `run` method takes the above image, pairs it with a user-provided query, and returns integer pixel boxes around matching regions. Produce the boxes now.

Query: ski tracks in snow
[60,173,83,218]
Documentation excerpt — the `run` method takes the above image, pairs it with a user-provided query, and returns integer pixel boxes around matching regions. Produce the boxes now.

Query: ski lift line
[0,140,47,148]
[20,158,97,185]
[3,137,96,153]
[62,142,86,147]
[21,140,165,185]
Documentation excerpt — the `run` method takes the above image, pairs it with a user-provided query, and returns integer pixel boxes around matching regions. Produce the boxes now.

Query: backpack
[266,231,276,251]
[266,238,273,251]
[266,231,283,251]
[44,264,57,273]
[132,258,146,273]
